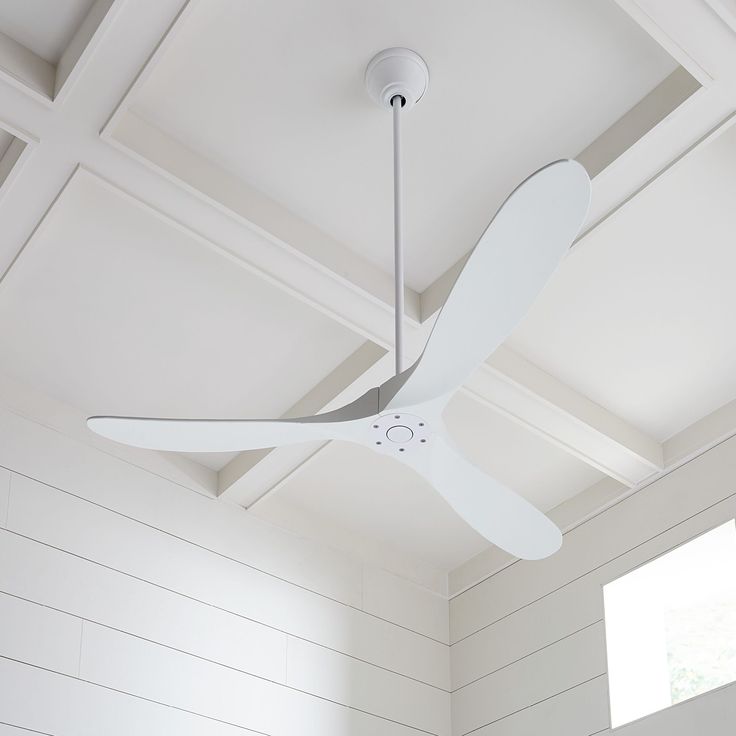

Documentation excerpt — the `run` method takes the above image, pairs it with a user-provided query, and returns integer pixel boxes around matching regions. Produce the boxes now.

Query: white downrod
[365,47,428,376]
[392,94,404,375]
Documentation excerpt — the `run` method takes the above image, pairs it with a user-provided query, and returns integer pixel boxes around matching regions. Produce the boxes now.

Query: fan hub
[369,412,430,456]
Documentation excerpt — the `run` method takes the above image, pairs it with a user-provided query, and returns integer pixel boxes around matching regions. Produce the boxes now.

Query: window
[603,520,736,728]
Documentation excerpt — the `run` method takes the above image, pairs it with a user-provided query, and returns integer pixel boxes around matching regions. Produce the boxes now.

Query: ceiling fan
[88,48,591,560]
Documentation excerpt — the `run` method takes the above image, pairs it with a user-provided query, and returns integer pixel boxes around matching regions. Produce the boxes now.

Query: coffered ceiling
[127,0,676,291]
[2,0,736,592]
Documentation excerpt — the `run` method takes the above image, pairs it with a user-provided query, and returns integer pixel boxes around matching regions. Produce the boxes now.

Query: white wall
[449,434,736,736]
[0,405,450,736]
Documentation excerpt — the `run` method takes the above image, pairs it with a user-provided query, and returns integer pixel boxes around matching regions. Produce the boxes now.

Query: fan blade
[382,160,591,411]
[405,433,562,560]
[87,416,346,453]
[88,388,379,452]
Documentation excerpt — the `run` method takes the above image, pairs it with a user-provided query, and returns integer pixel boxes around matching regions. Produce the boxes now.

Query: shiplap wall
[0,405,450,736]
[449,434,736,736]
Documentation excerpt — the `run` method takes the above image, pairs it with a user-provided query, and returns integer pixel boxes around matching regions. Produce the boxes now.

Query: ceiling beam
[614,0,736,85]
[465,347,663,486]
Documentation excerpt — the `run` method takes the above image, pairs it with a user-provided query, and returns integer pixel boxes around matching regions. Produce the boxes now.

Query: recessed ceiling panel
[0,0,95,63]
[128,0,677,291]
[257,392,602,571]
[0,172,364,448]
[509,122,736,441]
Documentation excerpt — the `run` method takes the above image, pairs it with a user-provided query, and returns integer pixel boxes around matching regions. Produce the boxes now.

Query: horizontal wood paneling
[287,635,450,735]
[467,675,610,736]
[362,566,449,644]
[0,591,81,676]
[0,528,446,733]
[0,530,287,683]
[0,656,255,735]
[80,623,427,736]
[7,473,448,689]
[451,435,736,643]
[451,573,601,691]
[452,623,607,736]
[0,528,447,734]
[452,493,736,689]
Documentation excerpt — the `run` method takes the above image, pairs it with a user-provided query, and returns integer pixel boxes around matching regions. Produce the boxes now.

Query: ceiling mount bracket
[364,48,429,111]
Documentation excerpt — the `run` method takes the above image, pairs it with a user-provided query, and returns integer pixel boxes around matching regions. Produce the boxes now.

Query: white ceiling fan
[88,48,591,560]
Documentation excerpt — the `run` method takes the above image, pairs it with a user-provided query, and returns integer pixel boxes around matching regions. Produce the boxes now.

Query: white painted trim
[54,0,122,102]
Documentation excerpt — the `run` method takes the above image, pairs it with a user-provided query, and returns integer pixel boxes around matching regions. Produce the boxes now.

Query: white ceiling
[129,0,676,291]
[0,171,363,471]
[510,120,736,442]
[0,0,95,64]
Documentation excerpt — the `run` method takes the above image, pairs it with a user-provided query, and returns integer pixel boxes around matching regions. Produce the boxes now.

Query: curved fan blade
[406,433,562,560]
[87,416,342,453]
[383,160,591,411]
[88,389,379,452]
